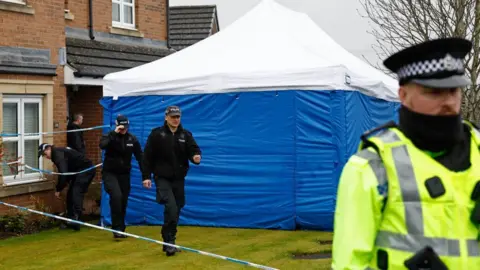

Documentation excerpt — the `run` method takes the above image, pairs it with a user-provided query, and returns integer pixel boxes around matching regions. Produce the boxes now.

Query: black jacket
[143,123,201,181]
[51,146,93,192]
[99,131,146,179]
[67,122,85,155]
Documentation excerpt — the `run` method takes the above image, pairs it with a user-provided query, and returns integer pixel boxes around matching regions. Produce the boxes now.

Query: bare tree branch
[359,0,480,123]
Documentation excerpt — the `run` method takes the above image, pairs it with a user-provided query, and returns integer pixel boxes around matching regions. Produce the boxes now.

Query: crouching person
[38,143,95,231]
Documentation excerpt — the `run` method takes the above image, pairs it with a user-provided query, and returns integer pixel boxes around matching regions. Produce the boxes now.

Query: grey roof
[66,37,173,77]
[169,5,219,51]
[0,46,57,76]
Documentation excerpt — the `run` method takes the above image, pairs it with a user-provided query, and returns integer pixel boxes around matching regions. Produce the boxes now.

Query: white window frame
[112,0,135,29]
[2,96,43,186]
[0,0,26,5]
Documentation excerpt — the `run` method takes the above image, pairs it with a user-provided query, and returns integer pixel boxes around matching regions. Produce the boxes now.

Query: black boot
[68,214,81,231]
[60,212,71,230]
[171,227,181,253]
[113,226,127,239]
[165,240,177,257]
[165,233,181,256]
[113,232,127,239]
[162,229,169,252]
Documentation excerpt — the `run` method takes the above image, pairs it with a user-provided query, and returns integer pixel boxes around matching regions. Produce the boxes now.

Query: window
[112,0,135,29]
[1,0,26,4]
[2,96,43,185]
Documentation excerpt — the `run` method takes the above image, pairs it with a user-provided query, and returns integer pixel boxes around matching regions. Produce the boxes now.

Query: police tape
[0,123,106,175]
[3,160,21,165]
[24,163,103,175]
[0,157,102,176]
[0,201,279,270]
[0,124,110,137]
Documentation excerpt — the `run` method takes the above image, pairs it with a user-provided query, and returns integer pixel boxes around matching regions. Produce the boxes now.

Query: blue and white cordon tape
[24,163,103,175]
[0,124,110,137]
[1,125,107,175]
[0,201,279,270]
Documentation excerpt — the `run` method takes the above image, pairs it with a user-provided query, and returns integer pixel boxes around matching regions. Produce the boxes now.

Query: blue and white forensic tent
[100,0,400,231]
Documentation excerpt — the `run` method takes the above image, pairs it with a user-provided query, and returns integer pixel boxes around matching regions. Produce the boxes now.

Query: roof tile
[169,5,219,51]
[66,37,173,77]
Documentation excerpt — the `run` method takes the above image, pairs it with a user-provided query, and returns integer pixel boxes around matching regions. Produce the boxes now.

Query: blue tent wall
[99,89,399,231]
[293,91,399,230]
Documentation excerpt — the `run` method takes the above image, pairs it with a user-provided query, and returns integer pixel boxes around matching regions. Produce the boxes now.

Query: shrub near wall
[0,196,61,239]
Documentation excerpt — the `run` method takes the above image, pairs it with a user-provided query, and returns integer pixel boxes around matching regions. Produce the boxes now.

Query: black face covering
[398,106,465,152]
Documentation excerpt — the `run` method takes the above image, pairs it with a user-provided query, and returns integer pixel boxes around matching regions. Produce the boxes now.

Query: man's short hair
[72,113,83,121]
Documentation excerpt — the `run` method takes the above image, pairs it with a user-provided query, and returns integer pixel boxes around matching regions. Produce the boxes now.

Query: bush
[0,212,26,234]
[0,196,61,238]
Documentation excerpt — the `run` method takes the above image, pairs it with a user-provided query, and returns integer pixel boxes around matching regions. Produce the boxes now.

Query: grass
[0,224,333,270]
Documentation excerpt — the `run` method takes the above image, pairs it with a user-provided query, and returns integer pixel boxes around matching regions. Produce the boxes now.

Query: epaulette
[359,120,397,151]
[471,121,479,130]
[463,120,480,150]
[464,119,480,130]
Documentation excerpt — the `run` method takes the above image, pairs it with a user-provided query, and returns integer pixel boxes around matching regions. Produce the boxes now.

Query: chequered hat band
[397,53,465,80]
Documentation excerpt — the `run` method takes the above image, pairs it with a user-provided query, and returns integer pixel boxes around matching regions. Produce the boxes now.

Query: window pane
[112,3,120,22]
[2,141,18,176]
[123,0,133,3]
[24,139,39,174]
[3,103,18,134]
[124,5,133,24]
[24,103,39,134]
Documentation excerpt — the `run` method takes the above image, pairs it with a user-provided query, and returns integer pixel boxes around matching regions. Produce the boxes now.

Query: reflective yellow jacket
[332,122,480,270]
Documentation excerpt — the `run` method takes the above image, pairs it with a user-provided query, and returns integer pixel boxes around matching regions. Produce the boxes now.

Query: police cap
[115,114,129,128]
[383,38,472,88]
[38,143,52,158]
[165,106,181,117]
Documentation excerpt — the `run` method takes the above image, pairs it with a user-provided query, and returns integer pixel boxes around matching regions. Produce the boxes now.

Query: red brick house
[0,0,219,215]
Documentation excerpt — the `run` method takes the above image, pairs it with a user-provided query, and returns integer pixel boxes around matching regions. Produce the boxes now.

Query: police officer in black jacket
[67,113,86,155]
[142,105,201,256]
[38,143,95,231]
[99,114,147,238]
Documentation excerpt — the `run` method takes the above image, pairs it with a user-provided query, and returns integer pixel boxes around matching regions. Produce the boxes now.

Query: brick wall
[0,1,65,49]
[0,190,64,214]
[0,0,168,217]
[68,86,104,182]
[0,0,67,215]
[66,0,168,41]
[0,0,67,144]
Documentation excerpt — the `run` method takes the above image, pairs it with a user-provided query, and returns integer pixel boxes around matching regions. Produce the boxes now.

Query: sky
[170,0,382,67]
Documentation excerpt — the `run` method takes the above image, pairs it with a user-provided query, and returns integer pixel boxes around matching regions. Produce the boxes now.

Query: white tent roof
[103,0,399,102]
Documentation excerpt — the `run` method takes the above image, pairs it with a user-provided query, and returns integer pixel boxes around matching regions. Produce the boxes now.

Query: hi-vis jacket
[332,121,480,270]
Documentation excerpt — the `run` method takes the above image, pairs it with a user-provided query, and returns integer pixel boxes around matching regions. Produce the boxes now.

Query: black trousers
[66,169,95,219]
[103,171,131,232]
[155,177,185,242]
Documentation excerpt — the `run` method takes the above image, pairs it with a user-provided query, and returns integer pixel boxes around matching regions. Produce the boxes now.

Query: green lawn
[0,224,332,270]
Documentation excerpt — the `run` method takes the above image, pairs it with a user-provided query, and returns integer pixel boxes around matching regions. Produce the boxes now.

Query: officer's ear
[399,86,407,103]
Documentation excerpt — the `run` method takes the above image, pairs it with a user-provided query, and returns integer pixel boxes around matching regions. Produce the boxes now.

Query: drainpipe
[166,0,170,49]
[89,0,95,40]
